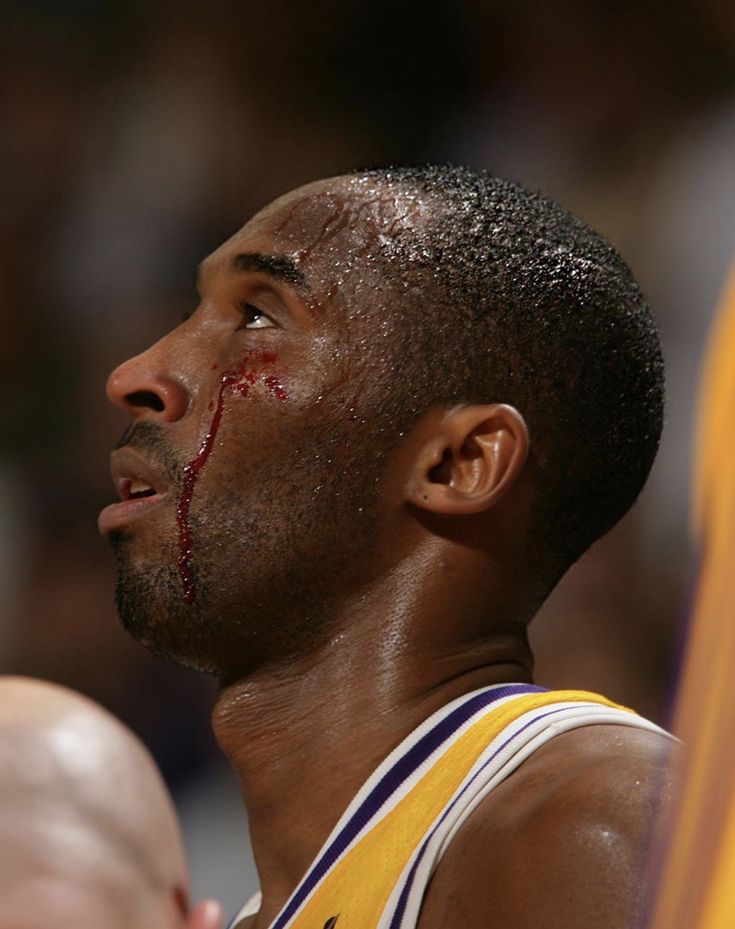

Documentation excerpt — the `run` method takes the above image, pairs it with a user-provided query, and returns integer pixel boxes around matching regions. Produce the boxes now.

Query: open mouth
[120,478,159,501]
[99,448,171,535]
[111,448,171,504]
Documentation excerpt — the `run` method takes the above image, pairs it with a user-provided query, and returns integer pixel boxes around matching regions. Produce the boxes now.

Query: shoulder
[419,723,678,929]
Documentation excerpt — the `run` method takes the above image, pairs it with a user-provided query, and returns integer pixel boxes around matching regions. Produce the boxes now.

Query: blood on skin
[262,374,288,401]
[176,350,287,604]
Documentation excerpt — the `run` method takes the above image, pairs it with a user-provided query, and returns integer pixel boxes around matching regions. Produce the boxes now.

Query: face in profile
[101,178,422,678]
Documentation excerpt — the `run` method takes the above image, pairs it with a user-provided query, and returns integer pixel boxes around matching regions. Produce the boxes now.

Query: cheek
[199,350,291,456]
[189,338,355,506]
[175,351,291,604]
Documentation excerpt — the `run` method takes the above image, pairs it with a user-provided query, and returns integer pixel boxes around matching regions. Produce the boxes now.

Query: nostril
[126,390,165,413]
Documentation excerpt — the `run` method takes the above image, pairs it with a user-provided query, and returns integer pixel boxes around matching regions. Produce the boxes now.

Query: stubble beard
[111,469,382,680]
[112,532,219,673]
[108,402,394,681]
[110,493,287,677]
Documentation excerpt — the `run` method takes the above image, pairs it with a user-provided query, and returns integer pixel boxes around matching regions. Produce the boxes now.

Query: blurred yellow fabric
[652,266,735,928]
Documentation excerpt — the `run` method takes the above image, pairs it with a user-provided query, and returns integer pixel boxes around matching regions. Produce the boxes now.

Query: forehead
[200,176,434,297]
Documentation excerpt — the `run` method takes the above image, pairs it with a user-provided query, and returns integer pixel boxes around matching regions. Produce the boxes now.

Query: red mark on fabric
[176,351,287,603]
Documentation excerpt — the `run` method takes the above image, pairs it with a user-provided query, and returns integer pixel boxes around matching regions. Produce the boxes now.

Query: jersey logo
[323,917,339,929]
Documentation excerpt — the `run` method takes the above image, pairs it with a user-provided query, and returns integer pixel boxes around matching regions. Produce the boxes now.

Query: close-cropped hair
[358,165,664,585]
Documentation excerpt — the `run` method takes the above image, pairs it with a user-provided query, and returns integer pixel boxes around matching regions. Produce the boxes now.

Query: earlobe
[408,404,529,516]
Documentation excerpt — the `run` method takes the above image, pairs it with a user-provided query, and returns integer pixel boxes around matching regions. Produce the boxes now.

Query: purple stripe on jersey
[387,701,609,929]
[271,683,544,929]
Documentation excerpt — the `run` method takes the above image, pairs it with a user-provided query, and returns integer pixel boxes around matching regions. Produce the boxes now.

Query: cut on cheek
[176,351,288,604]
[262,373,288,400]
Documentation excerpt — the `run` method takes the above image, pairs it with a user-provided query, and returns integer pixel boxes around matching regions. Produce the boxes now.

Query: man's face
[101,178,420,677]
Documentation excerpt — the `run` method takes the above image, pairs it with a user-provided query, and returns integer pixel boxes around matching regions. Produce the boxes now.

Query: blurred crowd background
[2,0,735,913]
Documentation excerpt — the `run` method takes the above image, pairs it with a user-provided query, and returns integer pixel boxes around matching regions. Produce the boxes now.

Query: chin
[112,542,220,674]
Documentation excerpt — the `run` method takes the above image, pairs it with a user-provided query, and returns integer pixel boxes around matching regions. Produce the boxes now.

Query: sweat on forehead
[241,174,436,267]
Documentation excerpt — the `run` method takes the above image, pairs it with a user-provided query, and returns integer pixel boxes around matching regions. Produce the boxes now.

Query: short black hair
[355,164,664,587]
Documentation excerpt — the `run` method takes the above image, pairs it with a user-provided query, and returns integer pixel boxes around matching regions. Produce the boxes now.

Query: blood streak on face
[176,350,287,603]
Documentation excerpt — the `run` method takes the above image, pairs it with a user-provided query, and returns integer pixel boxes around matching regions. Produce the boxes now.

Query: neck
[212,544,533,923]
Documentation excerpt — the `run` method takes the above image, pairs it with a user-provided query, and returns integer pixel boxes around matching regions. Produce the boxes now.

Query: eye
[238,301,276,329]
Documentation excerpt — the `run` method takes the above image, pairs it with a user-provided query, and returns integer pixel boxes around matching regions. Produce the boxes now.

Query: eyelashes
[237,300,276,329]
[178,301,278,329]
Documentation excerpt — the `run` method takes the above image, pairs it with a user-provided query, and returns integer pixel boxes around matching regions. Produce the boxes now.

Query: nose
[106,344,189,423]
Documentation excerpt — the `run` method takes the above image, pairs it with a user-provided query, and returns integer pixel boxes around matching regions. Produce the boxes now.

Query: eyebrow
[230,251,307,288]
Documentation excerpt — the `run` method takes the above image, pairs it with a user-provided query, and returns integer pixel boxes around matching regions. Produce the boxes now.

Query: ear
[406,404,529,516]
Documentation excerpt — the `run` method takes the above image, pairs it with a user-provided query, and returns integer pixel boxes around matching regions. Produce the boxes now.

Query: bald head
[0,678,188,928]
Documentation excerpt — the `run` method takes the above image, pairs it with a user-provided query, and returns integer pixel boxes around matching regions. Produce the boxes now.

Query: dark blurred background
[2,0,734,912]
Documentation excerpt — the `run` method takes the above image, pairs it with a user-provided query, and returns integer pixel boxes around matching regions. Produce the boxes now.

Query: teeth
[129,479,155,498]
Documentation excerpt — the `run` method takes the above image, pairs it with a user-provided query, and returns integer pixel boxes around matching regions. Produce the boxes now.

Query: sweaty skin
[0,677,221,929]
[102,175,674,929]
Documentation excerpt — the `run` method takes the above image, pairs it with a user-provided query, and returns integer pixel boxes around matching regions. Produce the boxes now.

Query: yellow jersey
[230,683,668,929]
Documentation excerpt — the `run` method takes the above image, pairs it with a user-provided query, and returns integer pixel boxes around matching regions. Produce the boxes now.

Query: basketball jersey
[228,683,670,929]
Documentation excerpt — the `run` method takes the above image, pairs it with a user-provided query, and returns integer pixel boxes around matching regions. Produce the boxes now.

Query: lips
[127,478,156,499]
[116,476,159,501]
[98,447,172,535]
